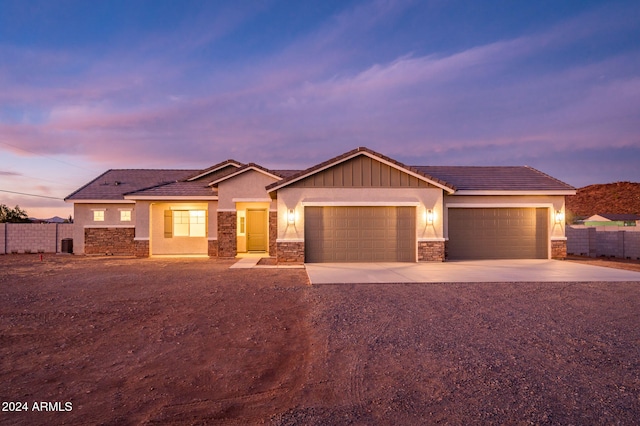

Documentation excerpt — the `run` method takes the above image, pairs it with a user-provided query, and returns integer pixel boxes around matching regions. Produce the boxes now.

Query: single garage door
[305,206,415,262]
[447,208,548,260]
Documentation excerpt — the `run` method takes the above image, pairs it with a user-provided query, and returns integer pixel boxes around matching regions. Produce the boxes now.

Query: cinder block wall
[625,232,640,259]
[2,223,74,254]
[0,224,5,254]
[566,227,589,256]
[567,226,640,259]
[596,231,624,258]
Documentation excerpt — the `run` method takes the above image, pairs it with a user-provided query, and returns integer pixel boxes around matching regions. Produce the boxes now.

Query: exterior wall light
[426,209,434,225]
[287,209,295,224]
[555,210,564,224]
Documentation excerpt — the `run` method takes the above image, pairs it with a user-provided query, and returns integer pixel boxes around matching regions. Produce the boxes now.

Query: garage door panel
[448,208,548,260]
[305,206,415,262]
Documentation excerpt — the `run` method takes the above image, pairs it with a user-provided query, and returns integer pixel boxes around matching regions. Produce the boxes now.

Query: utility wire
[0,189,63,200]
[0,140,96,173]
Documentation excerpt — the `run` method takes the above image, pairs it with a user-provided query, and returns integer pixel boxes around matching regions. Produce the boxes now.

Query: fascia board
[452,190,576,196]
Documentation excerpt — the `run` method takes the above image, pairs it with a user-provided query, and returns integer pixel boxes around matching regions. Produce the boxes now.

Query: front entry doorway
[247,209,267,252]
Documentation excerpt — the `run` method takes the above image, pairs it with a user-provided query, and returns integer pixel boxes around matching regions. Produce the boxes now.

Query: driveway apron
[305,259,640,284]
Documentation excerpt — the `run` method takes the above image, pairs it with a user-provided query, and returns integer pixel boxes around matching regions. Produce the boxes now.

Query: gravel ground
[1,254,639,425]
[273,280,640,425]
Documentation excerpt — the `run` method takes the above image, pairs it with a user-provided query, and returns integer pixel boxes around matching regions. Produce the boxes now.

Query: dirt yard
[1,255,640,425]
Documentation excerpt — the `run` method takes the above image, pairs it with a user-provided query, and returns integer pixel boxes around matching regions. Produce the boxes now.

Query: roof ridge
[186,159,244,181]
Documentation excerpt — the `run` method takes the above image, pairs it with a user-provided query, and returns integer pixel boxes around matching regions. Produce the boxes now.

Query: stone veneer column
[208,239,218,258]
[269,211,277,256]
[217,211,237,258]
[551,240,567,260]
[418,241,445,262]
[276,241,304,264]
[134,239,149,257]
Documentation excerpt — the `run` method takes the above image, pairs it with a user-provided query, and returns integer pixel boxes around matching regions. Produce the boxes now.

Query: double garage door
[305,206,415,262]
[304,206,549,262]
[447,208,548,260]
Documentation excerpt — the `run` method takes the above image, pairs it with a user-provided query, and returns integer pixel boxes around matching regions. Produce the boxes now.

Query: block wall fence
[567,226,640,260]
[0,223,74,254]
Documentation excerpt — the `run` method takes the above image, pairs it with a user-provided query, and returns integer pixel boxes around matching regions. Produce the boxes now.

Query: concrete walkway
[305,259,640,284]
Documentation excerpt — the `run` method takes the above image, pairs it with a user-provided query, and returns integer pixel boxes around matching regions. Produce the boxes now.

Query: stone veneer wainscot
[276,241,304,264]
[85,228,135,255]
[551,240,567,260]
[418,241,445,262]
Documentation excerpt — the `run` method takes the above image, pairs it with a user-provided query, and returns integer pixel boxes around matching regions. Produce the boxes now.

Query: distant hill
[566,182,640,219]
[28,216,68,223]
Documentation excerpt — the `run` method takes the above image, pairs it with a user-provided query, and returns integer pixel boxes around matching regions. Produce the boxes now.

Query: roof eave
[451,190,577,196]
[123,195,219,201]
[64,199,135,204]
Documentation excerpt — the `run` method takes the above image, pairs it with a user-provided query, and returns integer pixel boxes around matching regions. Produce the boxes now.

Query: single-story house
[583,213,640,227]
[65,147,575,263]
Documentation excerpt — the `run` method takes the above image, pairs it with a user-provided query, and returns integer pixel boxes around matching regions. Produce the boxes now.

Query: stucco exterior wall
[73,202,136,254]
[275,187,445,244]
[150,202,209,255]
[216,170,278,210]
[442,194,567,241]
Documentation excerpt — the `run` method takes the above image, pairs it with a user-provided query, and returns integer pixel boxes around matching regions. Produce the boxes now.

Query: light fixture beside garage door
[423,208,435,225]
[288,209,296,224]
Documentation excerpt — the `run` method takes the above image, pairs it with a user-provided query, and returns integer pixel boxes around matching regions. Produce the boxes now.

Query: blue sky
[1,0,639,218]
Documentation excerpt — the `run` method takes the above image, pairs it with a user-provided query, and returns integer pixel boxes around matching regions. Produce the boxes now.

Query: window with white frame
[93,210,105,221]
[173,210,206,237]
[120,210,131,222]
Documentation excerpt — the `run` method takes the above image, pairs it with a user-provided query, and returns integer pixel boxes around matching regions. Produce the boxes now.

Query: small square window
[93,210,105,222]
[120,210,131,222]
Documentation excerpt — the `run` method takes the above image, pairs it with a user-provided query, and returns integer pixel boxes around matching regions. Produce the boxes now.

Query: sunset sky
[1,0,639,219]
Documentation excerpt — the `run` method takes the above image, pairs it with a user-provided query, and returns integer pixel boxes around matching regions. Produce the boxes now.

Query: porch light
[555,210,564,224]
[288,209,295,224]
[426,209,434,225]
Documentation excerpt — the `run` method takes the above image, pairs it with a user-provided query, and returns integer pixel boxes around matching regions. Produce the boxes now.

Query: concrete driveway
[305,259,640,284]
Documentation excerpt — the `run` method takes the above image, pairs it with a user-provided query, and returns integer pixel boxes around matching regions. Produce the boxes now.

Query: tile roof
[271,169,302,178]
[65,169,195,201]
[125,180,217,198]
[413,166,575,191]
[185,159,243,181]
[206,164,301,187]
[66,149,575,201]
